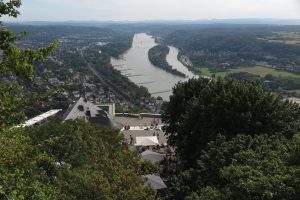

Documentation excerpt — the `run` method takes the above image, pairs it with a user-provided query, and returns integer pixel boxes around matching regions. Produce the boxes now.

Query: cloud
[10,0,300,21]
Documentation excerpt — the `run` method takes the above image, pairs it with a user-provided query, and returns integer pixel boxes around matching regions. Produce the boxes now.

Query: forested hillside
[161,26,300,72]
[147,25,300,97]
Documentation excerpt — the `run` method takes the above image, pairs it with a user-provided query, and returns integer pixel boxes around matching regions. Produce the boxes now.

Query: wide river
[111,33,196,100]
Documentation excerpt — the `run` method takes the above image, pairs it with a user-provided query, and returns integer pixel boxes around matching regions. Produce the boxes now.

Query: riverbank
[177,52,200,75]
[111,33,196,100]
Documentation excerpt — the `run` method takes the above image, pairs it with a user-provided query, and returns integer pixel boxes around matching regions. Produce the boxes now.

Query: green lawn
[262,32,300,45]
[200,66,300,79]
[267,39,300,45]
[200,68,229,78]
[287,90,300,95]
[231,66,300,78]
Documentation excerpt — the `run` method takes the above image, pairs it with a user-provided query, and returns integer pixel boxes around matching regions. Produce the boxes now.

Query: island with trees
[148,45,186,78]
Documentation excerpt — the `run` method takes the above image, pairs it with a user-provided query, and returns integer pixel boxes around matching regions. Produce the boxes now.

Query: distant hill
[6,18,300,27]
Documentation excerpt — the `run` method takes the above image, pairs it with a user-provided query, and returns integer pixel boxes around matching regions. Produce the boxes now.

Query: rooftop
[115,115,167,145]
[64,97,112,126]
[17,109,62,127]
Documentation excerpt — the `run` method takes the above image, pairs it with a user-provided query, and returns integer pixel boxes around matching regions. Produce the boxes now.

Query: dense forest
[162,77,300,199]
[0,120,156,199]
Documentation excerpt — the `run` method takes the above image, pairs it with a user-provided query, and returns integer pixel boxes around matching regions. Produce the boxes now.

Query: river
[111,33,197,100]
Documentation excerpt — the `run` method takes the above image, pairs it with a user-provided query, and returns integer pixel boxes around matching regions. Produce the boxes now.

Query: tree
[0,127,59,199]
[0,0,57,128]
[0,120,156,199]
[162,78,300,168]
[169,133,300,200]
[0,2,155,199]
[26,120,156,200]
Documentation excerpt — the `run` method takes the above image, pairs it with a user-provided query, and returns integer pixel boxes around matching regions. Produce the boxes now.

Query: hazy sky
[4,0,300,21]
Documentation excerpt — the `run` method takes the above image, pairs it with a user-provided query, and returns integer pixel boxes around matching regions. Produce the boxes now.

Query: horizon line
[5,18,300,23]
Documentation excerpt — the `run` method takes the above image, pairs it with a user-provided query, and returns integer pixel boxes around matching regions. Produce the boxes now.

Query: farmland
[200,66,300,78]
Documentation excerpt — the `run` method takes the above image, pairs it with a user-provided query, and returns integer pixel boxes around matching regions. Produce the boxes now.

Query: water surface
[111,33,196,100]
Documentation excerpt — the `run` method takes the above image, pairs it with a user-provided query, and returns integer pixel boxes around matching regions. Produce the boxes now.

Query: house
[143,174,167,190]
[141,150,165,163]
[63,97,112,127]
[135,136,159,146]
[48,78,59,85]
[83,83,96,90]
[155,96,164,106]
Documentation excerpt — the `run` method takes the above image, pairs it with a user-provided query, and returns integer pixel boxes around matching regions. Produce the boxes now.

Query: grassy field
[259,32,300,45]
[200,68,228,78]
[200,66,300,79]
[231,66,300,78]
[267,39,300,45]
[288,90,300,95]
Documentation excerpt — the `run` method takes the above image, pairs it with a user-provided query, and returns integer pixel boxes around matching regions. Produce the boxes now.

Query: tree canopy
[170,133,300,200]
[0,2,156,199]
[162,78,300,168]
[162,77,300,199]
[0,120,156,199]
[0,0,57,128]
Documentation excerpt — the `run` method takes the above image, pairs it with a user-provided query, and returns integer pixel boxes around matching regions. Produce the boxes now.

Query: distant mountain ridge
[6,18,300,26]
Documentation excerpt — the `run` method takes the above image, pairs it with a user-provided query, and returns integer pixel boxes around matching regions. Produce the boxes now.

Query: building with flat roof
[114,114,167,146]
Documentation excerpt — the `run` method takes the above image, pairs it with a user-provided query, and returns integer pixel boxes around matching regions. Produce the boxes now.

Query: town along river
[111,33,196,100]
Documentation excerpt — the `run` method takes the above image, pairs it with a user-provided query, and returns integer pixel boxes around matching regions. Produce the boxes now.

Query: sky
[3,0,300,21]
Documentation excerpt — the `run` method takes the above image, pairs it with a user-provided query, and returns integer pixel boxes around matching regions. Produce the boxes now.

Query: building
[63,97,116,127]
[64,97,110,125]
[114,113,167,145]
[143,174,167,190]
[97,103,115,119]
[16,109,62,128]
[48,78,60,85]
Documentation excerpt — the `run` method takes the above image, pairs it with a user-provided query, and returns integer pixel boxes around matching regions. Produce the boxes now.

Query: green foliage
[101,34,133,58]
[163,77,300,199]
[185,187,221,200]
[0,120,156,199]
[140,160,160,175]
[170,134,300,200]
[29,120,156,200]
[0,0,21,18]
[227,72,260,81]
[0,127,58,199]
[162,77,300,167]
[264,74,300,92]
[0,83,24,127]
[163,26,300,72]
[0,0,57,128]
